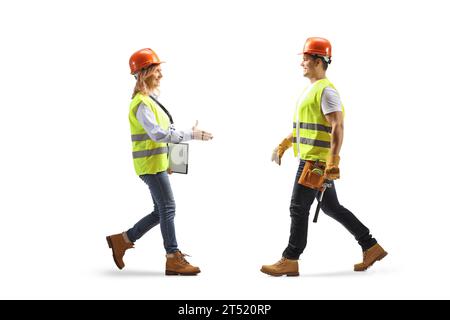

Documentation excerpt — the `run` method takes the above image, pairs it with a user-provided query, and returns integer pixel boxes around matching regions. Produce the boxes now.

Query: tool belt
[298,160,326,191]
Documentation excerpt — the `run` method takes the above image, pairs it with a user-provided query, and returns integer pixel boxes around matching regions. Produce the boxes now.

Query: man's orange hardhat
[129,48,162,74]
[301,37,332,61]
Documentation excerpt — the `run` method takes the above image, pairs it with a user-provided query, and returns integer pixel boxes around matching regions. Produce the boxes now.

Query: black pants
[282,160,377,260]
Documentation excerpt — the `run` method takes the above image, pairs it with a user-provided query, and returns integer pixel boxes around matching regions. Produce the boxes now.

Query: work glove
[192,120,213,141]
[271,137,292,165]
[325,154,340,180]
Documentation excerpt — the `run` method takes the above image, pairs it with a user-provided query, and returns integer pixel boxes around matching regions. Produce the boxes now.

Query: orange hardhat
[129,48,163,75]
[301,37,332,63]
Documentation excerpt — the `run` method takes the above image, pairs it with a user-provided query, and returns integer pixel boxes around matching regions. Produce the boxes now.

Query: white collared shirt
[136,102,192,143]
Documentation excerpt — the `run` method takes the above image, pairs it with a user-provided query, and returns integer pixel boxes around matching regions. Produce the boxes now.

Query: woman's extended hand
[192,120,213,141]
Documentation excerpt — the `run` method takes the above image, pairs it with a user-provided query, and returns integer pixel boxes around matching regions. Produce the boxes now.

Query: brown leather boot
[354,243,388,271]
[165,251,201,276]
[106,233,134,270]
[260,257,299,277]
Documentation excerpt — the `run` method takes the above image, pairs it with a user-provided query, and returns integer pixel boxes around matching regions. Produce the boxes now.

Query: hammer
[313,180,332,223]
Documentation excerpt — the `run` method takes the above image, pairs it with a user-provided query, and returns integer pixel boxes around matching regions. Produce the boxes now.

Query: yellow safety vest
[129,93,170,175]
[293,78,345,162]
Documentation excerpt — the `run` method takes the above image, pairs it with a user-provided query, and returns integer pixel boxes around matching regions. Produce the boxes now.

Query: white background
[0,0,449,299]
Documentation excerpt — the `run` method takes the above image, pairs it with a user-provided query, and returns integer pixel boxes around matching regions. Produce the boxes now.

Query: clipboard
[168,143,189,174]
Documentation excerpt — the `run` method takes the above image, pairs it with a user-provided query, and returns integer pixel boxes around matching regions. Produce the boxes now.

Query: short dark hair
[312,55,329,71]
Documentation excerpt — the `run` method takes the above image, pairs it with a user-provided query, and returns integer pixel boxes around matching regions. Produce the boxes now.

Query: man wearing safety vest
[106,48,213,275]
[261,37,387,276]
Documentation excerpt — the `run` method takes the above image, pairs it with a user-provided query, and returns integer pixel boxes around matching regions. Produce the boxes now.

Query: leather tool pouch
[298,160,326,191]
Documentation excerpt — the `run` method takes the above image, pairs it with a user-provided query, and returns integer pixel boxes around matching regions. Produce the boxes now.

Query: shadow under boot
[165,251,201,276]
[260,257,299,277]
[106,232,134,270]
[354,243,388,272]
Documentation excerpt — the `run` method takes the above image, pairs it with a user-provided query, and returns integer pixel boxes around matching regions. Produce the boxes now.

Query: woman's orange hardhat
[129,48,162,74]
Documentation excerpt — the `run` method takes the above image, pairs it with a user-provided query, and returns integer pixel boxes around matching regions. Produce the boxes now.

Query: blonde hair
[132,64,160,98]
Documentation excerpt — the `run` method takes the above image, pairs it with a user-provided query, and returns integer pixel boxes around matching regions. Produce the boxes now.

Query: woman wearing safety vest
[261,38,387,276]
[107,48,213,275]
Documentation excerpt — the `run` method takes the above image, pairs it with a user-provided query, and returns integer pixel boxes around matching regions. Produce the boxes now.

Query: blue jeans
[282,160,377,260]
[126,172,178,254]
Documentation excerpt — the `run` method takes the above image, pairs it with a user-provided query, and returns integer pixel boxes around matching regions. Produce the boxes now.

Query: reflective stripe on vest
[293,122,332,133]
[132,146,169,159]
[131,133,151,141]
[292,137,331,148]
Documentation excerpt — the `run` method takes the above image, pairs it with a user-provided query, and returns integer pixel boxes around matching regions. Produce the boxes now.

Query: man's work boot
[354,243,388,272]
[260,257,299,277]
[106,233,134,270]
[165,251,201,276]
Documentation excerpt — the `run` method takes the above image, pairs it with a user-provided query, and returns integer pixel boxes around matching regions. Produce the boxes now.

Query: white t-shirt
[321,87,342,115]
